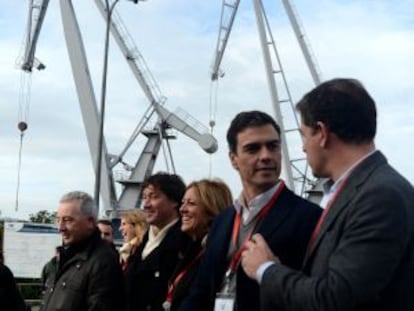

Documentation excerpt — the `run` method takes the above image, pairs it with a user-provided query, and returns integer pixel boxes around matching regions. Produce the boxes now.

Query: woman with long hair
[164,178,233,311]
[118,209,148,273]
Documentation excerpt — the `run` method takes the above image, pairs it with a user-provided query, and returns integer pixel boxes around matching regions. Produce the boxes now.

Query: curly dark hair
[141,172,186,209]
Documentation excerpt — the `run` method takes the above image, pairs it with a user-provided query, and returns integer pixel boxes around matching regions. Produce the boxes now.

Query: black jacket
[0,264,27,311]
[126,221,191,311]
[178,187,322,311]
[169,239,204,311]
[40,229,125,311]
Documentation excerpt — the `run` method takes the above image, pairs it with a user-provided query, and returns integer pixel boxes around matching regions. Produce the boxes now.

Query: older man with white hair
[40,191,125,311]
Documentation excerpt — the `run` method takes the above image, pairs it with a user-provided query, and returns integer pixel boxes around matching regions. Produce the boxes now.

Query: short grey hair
[59,191,98,221]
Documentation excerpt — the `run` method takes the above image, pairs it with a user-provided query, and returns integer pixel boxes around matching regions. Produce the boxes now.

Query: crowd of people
[1,78,413,311]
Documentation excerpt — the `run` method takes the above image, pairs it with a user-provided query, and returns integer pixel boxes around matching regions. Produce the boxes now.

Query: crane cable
[208,80,219,135]
[208,80,219,177]
[15,125,27,212]
[15,72,31,211]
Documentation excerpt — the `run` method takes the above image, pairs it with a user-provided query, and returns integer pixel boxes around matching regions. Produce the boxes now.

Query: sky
[1,0,413,220]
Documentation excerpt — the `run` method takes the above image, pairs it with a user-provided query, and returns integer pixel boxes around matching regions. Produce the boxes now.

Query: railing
[17,281,43,311]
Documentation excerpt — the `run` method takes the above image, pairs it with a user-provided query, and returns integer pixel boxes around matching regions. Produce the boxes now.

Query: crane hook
[18,121,28,133]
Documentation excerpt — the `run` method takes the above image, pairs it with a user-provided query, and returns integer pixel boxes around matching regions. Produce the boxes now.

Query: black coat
[169,239,204,311]
[0,264,27,311]
[40,229,125,311]
[178,187,322,311]
[126,221,191,311]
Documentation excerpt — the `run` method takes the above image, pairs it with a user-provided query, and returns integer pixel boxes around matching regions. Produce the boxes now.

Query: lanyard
[165,248,205,304]
[227,181,285,274]
[307,177,348,254]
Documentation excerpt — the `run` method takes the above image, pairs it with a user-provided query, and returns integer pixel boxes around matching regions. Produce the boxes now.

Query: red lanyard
[227,181,285,273]
[165,249,204,304]
[307,177,348,254]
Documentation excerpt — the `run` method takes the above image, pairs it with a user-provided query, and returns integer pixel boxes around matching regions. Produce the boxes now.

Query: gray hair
[59,191,98,221]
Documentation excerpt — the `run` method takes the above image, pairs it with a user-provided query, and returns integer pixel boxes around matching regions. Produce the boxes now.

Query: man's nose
[56,221,66,232]
[259,146,272,159]
[142,198,151,208]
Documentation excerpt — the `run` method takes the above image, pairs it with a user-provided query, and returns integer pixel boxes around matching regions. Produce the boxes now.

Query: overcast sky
[1,0,413,220]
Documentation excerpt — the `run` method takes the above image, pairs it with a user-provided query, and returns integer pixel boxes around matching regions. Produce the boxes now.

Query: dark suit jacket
[178,186,322,311]
[170,239,204,311]
[0,264,27,311]
[126,221,191,311]
[261,151,414,311]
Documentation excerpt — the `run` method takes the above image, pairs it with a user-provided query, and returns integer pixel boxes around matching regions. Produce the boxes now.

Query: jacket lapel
[257,187,293,239]
[216,208,236,256]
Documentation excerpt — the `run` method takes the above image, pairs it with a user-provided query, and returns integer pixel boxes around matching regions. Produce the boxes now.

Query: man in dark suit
[242,78,414,311]
[178,110,322,311]
[126,173,191,311]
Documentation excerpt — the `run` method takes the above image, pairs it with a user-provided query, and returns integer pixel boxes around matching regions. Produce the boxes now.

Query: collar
[321,149,377,208]
[234,182,281,225]
[142,218,178,259]
[58,228,100,265]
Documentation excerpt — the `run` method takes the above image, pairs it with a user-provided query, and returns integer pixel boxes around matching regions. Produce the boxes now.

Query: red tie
[307,177,348,254]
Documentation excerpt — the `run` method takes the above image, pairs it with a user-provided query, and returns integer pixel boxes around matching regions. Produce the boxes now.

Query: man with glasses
[40,191,125,311]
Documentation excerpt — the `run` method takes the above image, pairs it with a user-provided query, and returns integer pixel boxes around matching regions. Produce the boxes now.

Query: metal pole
[281,0,321,85]
[94,0,120,210]
[252,0,294,190]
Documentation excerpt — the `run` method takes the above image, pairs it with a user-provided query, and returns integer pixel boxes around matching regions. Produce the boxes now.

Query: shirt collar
[321,149,377,207]
[234,182,281,225]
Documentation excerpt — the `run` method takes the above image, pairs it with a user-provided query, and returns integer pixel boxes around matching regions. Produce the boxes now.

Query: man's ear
[229,151,239,170]
[88,217,96,230]
[316,121,329,148]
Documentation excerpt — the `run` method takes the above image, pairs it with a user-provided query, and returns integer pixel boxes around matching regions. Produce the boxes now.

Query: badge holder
[214,270,236,311]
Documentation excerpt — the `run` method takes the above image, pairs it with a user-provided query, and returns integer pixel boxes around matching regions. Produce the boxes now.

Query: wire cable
[15,131,25,212]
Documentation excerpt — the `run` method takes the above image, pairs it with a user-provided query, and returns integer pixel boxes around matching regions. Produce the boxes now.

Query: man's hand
[241,233,280,279]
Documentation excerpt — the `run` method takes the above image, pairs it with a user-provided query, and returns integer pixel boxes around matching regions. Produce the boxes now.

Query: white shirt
[141,219,178,259]
[234,182,281,225]
[320,149,377,209]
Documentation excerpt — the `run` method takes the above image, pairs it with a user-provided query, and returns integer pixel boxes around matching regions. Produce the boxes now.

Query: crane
[16,0,218,214]
[17,0,50,132]
[59,0,218,213]
[15,0,50,211]
[211,0,322,198]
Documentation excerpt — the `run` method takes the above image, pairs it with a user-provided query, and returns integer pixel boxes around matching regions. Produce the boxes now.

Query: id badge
[214,293,235,311]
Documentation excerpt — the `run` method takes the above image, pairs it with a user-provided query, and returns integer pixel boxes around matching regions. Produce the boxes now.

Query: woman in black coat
[164,179,233,311]
[0,263,27,311]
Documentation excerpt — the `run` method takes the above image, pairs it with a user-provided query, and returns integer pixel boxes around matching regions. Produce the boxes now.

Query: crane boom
[59,0,117,211]
[94,0,166,106]
[94,0,218,155]
[211,0,241,81]
[21,0,50,72]
[281,0,321,85]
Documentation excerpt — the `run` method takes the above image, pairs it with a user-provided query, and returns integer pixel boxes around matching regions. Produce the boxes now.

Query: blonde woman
[119,209,148,273]
[164,178,233,311]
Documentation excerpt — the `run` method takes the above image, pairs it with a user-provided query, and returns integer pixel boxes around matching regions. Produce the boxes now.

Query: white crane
[18,0,218,214]
[15,0,50,211]
[211,0,322,198]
